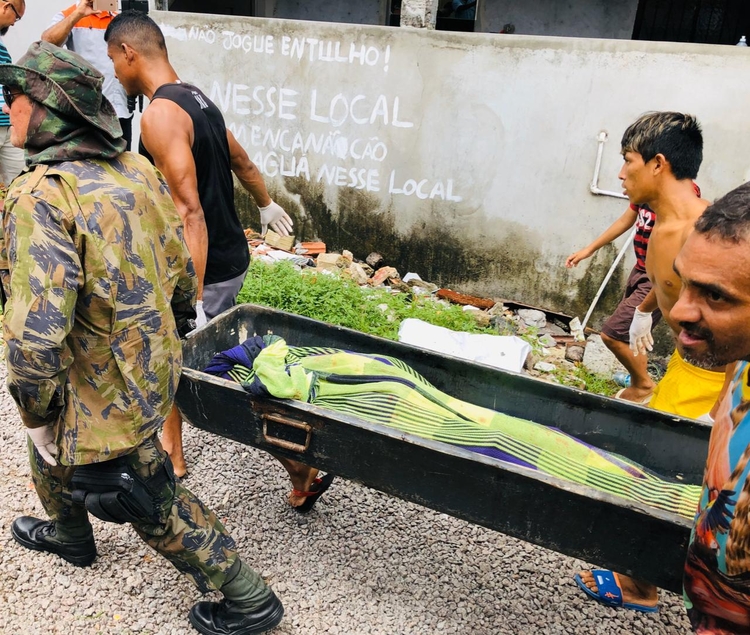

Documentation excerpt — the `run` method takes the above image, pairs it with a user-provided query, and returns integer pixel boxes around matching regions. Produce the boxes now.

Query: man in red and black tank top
[566,182,701,404]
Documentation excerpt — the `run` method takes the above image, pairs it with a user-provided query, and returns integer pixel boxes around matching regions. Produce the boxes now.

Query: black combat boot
[11,516,97,567]
[189,559,284,635]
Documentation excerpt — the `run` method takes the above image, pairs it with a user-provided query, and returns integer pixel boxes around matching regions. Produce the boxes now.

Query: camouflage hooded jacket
[0,153,197,465]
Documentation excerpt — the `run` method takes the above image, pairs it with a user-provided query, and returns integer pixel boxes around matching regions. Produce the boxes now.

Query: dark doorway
[633,0,750,44]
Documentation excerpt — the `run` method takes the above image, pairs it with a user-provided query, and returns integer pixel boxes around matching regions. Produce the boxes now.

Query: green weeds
[238,260,618,397]
[238,260,492,340]
[553,365,619,396]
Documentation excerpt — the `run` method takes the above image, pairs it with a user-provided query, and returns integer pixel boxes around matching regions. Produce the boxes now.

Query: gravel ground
[0,365,692,635]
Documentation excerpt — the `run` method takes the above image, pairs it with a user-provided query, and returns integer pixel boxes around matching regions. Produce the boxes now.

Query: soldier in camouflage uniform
[0,41,284,635]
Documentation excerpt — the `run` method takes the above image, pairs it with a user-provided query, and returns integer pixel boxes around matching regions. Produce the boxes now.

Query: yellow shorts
[649,349,725,419]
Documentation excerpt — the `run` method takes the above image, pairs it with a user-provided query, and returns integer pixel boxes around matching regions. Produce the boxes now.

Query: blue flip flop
[574,570,659,613]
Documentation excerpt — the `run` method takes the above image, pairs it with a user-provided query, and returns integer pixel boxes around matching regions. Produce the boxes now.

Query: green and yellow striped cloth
[224,339,700,519]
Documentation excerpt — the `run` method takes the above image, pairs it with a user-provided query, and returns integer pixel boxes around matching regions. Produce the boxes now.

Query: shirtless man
[104,12,334,512]
[625,113,725,419]
[576,111,724,612]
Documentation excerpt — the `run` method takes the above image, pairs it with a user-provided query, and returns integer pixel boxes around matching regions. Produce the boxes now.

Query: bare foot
[272,454,320,508]
[578,570,658,608]
[287,470,319,508]
[616,385,654,404]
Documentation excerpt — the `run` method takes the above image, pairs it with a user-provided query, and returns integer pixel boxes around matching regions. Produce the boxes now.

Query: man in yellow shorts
[577,111,722,611]
[648,349,725,419]
[621,112,723,419]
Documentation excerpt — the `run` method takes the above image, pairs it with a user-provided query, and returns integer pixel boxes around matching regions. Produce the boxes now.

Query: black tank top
[140,83,249,285]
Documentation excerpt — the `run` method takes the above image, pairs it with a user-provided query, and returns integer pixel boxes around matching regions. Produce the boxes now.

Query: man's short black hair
[104,10,167,57]
[620,111,703,180]
[695,181,750,244]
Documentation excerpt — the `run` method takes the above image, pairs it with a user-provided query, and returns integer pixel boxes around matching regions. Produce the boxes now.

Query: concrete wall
[6,8,750,328]
[6,7,750,325]
[155,11,750,325]
[480,0,639,39]
[273,0,386,26]
[255,0,640,38]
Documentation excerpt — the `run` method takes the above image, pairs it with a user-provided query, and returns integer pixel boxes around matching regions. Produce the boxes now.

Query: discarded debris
[538,334,558,348]
[366,252,385,269]
[263,229,295,251]
[517,309,547,329]
[398,318,531,373]
[565,342,586,363]
[296,241,326,256]
[346,262,370,285]
[407,278,438,294]
[370,266,400,287]
[436,288,496,310]
[316,253,348,272]
[534,361,557,373]
[569,316,585,342]
[241,232,623,397]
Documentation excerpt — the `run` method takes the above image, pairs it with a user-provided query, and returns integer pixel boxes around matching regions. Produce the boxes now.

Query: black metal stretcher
[176,304,711,593]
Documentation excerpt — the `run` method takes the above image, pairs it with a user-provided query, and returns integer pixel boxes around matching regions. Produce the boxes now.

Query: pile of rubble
[246,229,622,390]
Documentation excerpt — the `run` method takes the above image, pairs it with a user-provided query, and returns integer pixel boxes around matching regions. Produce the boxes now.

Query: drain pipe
[590,131,628,200]
[580,132,633,331]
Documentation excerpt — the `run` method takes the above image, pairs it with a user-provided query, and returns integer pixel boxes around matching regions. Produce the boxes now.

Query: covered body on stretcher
[177,304,712,593]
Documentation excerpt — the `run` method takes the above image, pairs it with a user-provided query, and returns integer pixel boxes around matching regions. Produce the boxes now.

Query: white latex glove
[27,425,58,466]
[629,308,654,356]
[259,200,293,237]
[195,300,208,328]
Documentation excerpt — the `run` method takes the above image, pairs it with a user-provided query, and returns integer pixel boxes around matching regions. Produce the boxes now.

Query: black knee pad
[71,455,175,525]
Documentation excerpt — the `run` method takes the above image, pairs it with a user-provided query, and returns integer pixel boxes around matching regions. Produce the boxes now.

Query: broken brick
[369,266,400,286]
[297,241,327,256]
[346,262,370,285]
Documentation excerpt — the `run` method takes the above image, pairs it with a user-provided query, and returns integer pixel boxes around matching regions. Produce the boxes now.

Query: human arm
[566,206,637,268]
[156,172,199,336]
[629,287,659,355]
[226,129,293,236]
[141,100,208,299]
[171,258,199,336]
[3,192,81,460]
[636,288,659,314]
[40,0,94,47]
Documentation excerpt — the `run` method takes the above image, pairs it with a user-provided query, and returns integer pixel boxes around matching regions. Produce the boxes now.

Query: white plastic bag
[397,318,531,373]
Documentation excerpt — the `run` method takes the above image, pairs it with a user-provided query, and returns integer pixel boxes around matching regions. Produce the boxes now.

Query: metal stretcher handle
[262,413,312,453]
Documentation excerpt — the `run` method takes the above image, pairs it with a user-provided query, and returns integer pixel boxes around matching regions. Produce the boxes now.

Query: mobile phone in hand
[93,0,118,12]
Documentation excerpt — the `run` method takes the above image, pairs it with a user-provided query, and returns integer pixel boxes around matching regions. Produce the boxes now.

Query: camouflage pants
[29,434,238,593]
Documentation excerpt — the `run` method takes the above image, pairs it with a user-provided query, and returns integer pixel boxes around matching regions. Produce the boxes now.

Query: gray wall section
[273,0,386,25]
[480,0,640,39]
[256,0,639,38]
[154,11,750,325]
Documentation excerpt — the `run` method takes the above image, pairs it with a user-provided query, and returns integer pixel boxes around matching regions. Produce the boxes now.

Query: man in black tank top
[104,11,297,477]
[102,13,300,635]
